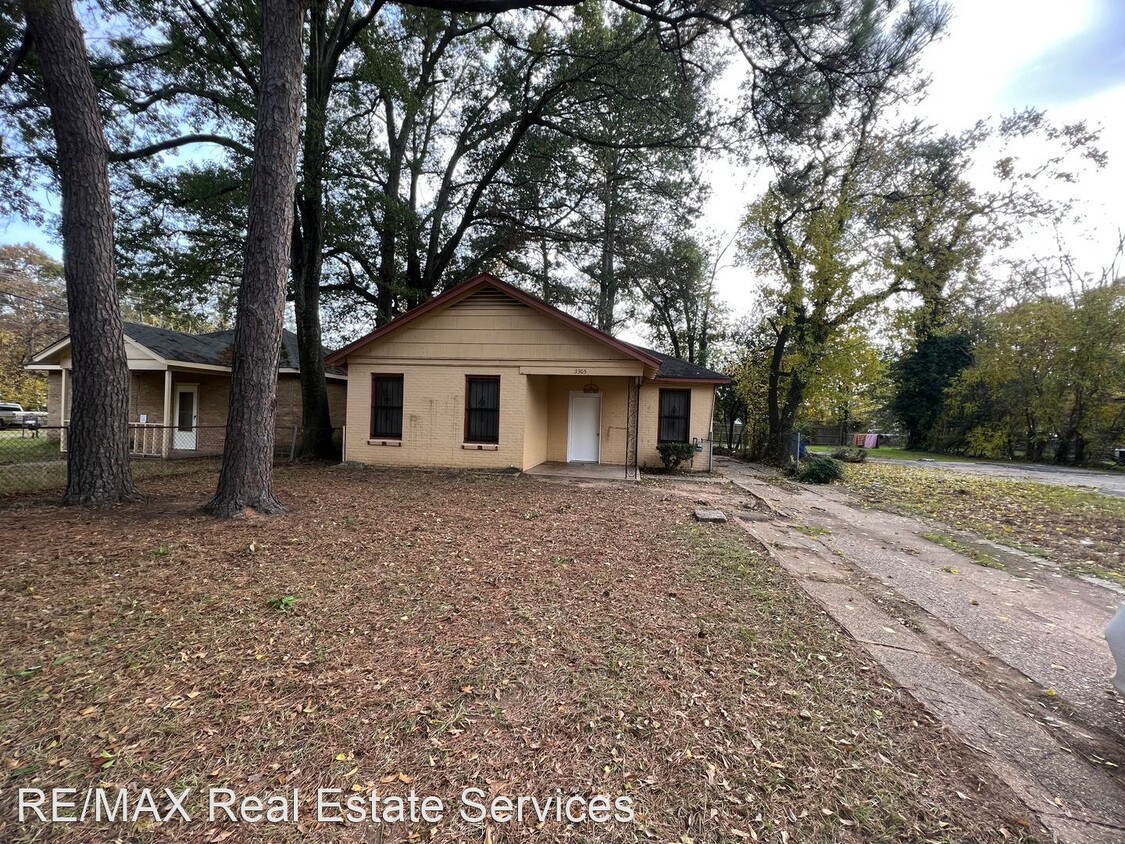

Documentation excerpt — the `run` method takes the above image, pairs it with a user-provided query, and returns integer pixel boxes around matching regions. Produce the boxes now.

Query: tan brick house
[28,323,347,456]
[326,274,729,476]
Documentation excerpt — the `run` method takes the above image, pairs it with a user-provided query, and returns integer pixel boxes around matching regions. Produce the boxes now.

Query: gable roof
[327,274,694,377]
[30,322,345,377]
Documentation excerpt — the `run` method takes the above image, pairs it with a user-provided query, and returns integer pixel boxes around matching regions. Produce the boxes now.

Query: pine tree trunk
[205,0,309,517]
[23,0,138,506]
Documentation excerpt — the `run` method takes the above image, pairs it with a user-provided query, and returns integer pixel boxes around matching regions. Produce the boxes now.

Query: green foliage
[716,319,773,458]
[97,2,716,336]
[891,334,973,450]
[797,456,845,484]
[637,234,725,366]
[657,442,695,471]
[803,328,890,428]
[267,595,299,614]
[947,280,1125,464]
[0,246,66,409]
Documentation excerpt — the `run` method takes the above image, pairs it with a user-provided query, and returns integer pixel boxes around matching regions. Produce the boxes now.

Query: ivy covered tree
[891,333,973,450]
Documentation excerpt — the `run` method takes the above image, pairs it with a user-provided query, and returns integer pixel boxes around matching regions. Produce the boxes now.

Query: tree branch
[110,134,251,163]
[0,25,31,89]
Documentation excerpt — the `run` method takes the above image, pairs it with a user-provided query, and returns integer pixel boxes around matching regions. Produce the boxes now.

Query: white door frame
[172,384,199,450]
[566,390,602,463]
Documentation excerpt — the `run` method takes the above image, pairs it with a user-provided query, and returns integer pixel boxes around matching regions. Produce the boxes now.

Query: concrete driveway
[872,455,1125,498]
[708,457,1125,843]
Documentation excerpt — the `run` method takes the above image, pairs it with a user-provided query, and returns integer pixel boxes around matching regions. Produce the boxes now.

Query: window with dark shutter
[464,376,500,443]
[658,389,691,443]
[370,375,404,439]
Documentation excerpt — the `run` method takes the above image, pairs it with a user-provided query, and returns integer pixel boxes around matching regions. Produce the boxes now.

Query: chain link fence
[0,424,342,496]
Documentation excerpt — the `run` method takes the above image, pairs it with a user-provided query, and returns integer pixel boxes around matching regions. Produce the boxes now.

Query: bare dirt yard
[0,466,1037,842]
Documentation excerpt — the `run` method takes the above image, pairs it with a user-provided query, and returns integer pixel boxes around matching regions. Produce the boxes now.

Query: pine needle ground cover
[0,466,1032,842]
[840,462,1125,579]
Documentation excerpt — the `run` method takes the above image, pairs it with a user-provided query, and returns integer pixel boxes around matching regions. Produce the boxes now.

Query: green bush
[657,442,695,471]
[797,456,844,484]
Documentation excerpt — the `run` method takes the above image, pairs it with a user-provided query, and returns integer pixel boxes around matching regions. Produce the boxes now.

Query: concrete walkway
[712,457,1125,844]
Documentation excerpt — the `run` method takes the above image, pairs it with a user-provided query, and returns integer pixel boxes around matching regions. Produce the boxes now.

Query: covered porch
[55,366,230,458]
[521,371,642,476]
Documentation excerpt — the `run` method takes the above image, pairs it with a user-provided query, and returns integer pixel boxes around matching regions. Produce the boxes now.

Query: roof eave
[652,376,730,385]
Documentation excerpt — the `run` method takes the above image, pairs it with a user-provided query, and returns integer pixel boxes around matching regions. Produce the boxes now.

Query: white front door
[173,386,198,450]
[567,393,601,463]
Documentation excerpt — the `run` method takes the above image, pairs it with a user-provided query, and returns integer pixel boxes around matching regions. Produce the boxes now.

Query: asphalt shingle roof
[627,344,729,381]
[121,323,343,375]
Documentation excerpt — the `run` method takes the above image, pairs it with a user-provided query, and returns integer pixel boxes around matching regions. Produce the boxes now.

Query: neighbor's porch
[54,367,230,458]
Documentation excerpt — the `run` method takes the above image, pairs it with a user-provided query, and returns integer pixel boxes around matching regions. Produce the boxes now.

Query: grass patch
[843,462,1124,577]
[795,524,832,537]
[0,430,60,465]
[922,532,1006,569]
[0,468,1036,842]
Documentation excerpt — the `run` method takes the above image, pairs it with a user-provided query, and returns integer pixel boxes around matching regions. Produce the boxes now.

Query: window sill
[461,443,499,451]
[367,439,402,447]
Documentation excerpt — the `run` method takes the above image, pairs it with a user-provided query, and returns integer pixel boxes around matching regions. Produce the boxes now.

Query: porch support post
[60,366,68,452]
[625,376,641,481]
[161,369,172,458]
[633,378,641,476]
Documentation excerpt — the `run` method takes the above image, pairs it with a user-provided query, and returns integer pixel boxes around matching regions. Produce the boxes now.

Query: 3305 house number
[574,368,588,375]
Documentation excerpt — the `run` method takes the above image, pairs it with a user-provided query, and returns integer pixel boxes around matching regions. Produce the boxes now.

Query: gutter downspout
[708,385,717,472]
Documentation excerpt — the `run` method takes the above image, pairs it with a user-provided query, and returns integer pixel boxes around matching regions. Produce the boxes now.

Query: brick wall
[637,382,716,471]
[344,363,527,470]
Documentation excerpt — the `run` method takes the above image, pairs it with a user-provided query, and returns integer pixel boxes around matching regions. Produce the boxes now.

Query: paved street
[710,457,1125,843]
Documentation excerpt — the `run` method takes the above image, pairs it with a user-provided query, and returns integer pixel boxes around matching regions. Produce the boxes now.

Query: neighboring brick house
[326,273,729,475]
[27,324,346,456]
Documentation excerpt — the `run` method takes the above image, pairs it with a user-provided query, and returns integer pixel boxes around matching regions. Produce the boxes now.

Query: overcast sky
[3,0,1123,339]
[702,0,1125,327]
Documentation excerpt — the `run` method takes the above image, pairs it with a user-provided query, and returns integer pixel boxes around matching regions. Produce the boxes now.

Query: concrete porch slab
[523,461,634,482]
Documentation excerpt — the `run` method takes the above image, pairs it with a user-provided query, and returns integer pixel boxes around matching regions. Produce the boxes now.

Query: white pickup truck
[0,402,48,429]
